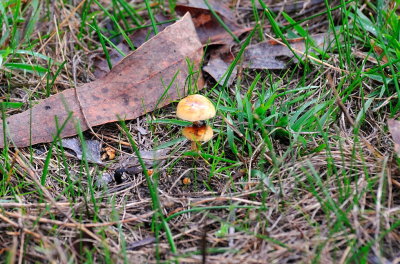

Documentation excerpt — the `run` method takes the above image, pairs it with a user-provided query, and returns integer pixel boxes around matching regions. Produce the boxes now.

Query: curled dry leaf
[112,148,169,184]
[243,34,329,69]
[388,119,400,156]
[0,13,203,148]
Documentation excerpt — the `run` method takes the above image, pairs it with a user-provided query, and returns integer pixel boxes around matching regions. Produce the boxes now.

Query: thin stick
[0,214,42,239]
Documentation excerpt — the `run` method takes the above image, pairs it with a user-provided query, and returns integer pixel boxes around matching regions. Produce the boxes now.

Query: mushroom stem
[192,121,204,127]
[190,141,198,151]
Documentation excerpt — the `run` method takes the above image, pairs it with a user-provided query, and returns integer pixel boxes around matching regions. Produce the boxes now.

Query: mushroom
[177,94,216,126]
[176,94,216,150]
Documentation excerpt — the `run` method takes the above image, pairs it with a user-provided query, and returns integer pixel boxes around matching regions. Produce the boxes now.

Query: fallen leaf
[352,49,381,65]
[203,56,237,85]
[93,43,130,79]
[114,166,142,184]
[0,13,203,148]
[112,148,170,169]
[203,45,237,86]
[93,14,174,78]
[177,0,236,21]
[129,14,174,48]
[388,119,400,156]
[249,0,325,15]
[112,148,169,184]
[176,0,249,45]
[243,34,329,69]
[61,137,102,164]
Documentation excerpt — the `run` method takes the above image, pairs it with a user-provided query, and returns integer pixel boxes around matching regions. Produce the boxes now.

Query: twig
[0,214,42,239]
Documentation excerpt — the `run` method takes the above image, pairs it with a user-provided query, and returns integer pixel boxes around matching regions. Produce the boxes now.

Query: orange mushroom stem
[182,125,213,150]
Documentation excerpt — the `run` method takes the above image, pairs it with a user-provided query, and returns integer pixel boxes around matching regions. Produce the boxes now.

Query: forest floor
[0,0,400,263]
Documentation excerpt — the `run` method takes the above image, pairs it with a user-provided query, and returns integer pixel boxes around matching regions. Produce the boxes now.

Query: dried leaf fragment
[61,137,103,164]
[111,148,170,170]
[243,34,329,69]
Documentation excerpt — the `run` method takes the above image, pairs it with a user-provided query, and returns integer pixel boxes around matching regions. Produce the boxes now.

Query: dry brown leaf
[111,148,170,170]
[94,14,174,79]
[388,119,400,156]
[129,14,174,48]
[0,13,203,148]
[203,45,237,85]
[93,43,130,79]
[243,34,329,69]
[177,0,236,21]
[176,0,250,45]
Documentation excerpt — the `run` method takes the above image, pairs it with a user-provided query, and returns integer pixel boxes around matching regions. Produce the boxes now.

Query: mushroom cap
[176,94,216,122]
[182,125,213,142]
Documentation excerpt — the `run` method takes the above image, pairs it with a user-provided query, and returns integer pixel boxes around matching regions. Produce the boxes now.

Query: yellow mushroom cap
[176,94,216,122]
[182,125,213,142]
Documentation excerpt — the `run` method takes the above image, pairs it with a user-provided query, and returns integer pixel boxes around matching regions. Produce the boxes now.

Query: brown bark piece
[0,13,203,148]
